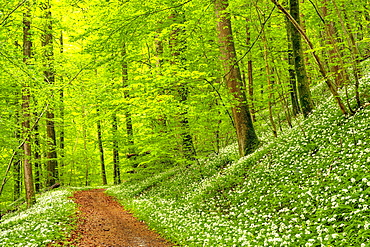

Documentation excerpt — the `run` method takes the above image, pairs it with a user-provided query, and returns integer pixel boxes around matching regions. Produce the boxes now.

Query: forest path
[62,189,173,247]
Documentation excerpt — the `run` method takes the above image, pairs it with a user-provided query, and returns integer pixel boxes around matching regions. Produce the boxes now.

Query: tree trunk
[97,111,107,185]
[22,3,35,207]
[246,17,256,122]
[42,1,58,187]
[289,0,314,117]
[321,1,348,88]
[59,32,65,182]
[169,11,197,160]
[285,15,300,115]
[271,0,348,115]
[215,0,259,156]
[12,111,22,200]
[333,1,361,107]
[122,44,134,152]
[13,141,22,201]
[33,116,41,193]
[262,32,278,137]
[112,114,121,185]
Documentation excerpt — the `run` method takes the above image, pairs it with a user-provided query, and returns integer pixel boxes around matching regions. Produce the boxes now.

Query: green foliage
[0,189,76,247]
[107,76,370,246]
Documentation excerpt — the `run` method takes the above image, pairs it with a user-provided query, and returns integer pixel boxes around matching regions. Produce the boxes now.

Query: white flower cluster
[0,189,75,247]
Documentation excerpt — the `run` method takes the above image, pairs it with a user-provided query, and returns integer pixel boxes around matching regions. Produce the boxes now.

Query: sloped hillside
[107,78,370,246]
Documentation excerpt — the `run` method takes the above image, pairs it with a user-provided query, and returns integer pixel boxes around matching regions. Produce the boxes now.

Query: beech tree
[289,0,314,117]
[42,0,58,187]
[22,2,35,207]
[215,0,259,156]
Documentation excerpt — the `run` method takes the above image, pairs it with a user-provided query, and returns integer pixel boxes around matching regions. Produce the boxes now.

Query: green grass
[0,189,76,247]
[107,77,370,246]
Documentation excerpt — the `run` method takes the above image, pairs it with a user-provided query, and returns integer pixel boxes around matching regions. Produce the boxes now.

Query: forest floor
[55,189,174,247]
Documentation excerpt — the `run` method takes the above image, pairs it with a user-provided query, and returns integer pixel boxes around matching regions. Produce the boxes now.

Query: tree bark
[59,32,65,182]
[13,137,22,201]
[262,31,278,137]
[97,110,107,185]
[42,1,58,186]
[22,3,35,207]
[289,0,314,117]
[285,14,300,115]
[271,0,348,115]
[112,114,121,185]
[245,17,256,122]
[33,115,41,193]
[169,11,197,160]
[215,0,259,156]
[333,1,361,107]
[122,44,134,152]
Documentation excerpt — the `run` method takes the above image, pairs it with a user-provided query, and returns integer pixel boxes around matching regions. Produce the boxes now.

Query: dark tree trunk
[246,18,256,122]
[169,11,197,160]
[215,0,259,156]
[59,32,65,182]
[289,0,314,117]
[271,0,348,115]
[285,15,300,116]
[112,114,121,185]
[13,137,22,201]
[122,44,134,152]
[97,111,107,185]
[261,31,277,137]
[13,112,22,200]
[33,117,41,193]
[42,1,58,186]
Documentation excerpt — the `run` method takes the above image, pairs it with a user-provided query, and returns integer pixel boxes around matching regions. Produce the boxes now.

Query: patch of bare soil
[55,189,174,247]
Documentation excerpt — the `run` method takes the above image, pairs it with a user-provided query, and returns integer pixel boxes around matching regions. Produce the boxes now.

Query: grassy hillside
[107,78,370,246]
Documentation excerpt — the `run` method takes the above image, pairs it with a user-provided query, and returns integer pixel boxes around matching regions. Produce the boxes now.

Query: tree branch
[0,0,28,27]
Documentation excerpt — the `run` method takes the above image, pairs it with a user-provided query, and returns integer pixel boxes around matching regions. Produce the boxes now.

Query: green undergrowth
[107,78,370,246]
[0,189,76,247]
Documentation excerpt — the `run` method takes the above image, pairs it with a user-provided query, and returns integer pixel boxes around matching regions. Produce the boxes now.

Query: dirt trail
[62,189,174,247]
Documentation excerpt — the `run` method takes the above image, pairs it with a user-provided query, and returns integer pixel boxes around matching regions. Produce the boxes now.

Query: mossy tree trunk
[289,0,314,118]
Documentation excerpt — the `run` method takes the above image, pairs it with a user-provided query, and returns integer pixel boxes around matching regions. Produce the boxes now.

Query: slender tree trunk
[97,110,107,185]
[169,12,197,160]
[333,1,361,107]
[289,0,314,117]
[153,27,169,131]
[59,32,65,182]
[272,0,348,115]
[321,1,349,88]
[22,3,35,207]
[42,1,58,186]
[246,17,256,122]
[112,114,121,185]
[215,0,259,156]
[285,15,300,115]
[33,117,41,192]
[262,32,278,137]
[82,123,89,186]
[13,130,22,200]
[11,110,22,200]
[122,44,134,152]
